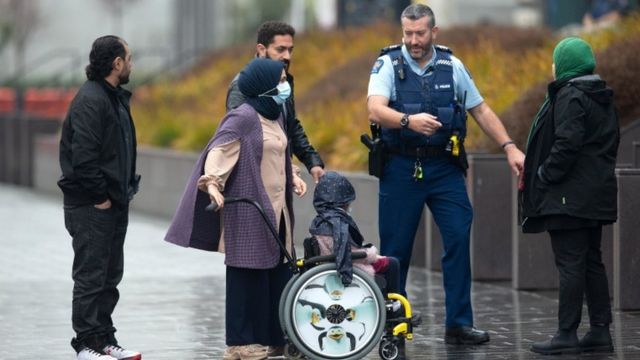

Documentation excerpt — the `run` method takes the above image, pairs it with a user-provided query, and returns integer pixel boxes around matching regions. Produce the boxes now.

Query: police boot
[530,330,580,355]
[579,324,613,353]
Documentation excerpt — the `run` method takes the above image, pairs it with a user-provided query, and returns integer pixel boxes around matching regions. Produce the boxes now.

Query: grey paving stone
[1,184,638,359]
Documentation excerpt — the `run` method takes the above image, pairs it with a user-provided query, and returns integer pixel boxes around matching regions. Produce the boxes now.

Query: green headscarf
[553,37,596,82]
[526,37,596,148]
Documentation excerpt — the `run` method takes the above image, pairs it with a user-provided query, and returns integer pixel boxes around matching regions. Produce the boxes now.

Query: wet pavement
[1,184,639,359]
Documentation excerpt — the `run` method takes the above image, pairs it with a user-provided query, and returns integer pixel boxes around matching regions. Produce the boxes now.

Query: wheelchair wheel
[378,337,399,360]
[282,263,386,360]
[279,275,298,333]
[284,342,305,359]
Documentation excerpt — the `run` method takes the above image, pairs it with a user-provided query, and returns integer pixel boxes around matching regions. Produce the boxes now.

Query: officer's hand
[504,145,525,177]
[408,113,442,136]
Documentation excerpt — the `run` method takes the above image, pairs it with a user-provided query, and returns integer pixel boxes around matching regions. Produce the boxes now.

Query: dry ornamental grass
[132,14,640,170]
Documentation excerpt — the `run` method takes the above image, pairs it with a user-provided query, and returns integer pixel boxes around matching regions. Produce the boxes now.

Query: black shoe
[530,330,580,355]
[410,311,422,327]
[390,305,421,326]
[579,326,613,353]
[445,326,490,345]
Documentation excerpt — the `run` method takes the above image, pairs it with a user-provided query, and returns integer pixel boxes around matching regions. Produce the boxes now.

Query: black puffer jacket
[58,80,140,208]
[520,75,619,226]
[227,72,324,172]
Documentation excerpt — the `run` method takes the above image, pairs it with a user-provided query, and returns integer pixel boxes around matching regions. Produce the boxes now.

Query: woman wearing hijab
[165,58,307,360]
[520,37,619,355]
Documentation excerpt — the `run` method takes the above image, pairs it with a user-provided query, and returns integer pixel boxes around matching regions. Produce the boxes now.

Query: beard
[405,37,433,62]
[265,54,290,72]
[119,71,130,85]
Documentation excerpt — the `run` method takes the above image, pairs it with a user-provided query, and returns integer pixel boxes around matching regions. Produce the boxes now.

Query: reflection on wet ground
[1,185,638,359]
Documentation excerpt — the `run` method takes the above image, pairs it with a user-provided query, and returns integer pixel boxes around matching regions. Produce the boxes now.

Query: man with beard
[367,4,524,345]
[58,35,142,360]
[226,21,325,183]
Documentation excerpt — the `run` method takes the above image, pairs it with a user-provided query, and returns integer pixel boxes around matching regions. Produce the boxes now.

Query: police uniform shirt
[367,44,483,111]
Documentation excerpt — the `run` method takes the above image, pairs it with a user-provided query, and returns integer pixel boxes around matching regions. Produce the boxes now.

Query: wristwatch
[400,113,410,128]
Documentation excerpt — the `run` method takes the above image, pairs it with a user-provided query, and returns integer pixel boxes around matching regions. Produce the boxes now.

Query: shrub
[131,15,640,170]
[494,14,640,152]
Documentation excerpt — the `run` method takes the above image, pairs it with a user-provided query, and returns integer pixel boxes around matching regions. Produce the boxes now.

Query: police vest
[381,44,467,149]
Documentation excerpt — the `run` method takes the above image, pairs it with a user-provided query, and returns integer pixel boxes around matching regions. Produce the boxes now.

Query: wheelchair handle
[205,197,296,267]
[205,197,244,212]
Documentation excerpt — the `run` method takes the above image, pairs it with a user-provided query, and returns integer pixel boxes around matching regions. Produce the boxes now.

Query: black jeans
[64,204,129,352]
[549,226,612,332]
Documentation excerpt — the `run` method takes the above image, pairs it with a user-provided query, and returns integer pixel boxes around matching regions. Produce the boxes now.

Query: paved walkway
[1,184,639,359]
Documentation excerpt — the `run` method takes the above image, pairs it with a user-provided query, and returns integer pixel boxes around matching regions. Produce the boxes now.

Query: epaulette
[434,44,453,54]
[379,44,402,56]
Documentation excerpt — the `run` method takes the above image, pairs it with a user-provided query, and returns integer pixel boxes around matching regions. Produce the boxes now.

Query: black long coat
[520,75,619,231]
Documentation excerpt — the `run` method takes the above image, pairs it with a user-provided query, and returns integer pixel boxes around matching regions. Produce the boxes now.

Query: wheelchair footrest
[411,312,422,327]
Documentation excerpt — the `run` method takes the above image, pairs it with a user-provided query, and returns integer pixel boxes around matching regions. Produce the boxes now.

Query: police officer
[226,21,325,183]
[367,4,524,345]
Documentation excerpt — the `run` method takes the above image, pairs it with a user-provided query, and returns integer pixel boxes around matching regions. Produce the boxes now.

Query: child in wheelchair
[307,171,400,293]
[305,171,420,359]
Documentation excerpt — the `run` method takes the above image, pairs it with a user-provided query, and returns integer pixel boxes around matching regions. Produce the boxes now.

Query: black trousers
[549,226,612,332]
[64,204,129,352]
[225,262,291,346]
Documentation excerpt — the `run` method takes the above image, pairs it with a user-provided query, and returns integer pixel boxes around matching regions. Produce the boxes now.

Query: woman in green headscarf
[520,37,619,355]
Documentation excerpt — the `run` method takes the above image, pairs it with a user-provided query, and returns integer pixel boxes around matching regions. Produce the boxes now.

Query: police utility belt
[362,125,467,180]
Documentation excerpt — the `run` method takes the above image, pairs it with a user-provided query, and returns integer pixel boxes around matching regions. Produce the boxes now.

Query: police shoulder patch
[379,44,402,56]
[371,59,384,74]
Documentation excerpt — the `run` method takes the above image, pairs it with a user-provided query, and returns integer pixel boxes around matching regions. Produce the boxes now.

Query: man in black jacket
[226,21,325,183]
[58,36,142,360]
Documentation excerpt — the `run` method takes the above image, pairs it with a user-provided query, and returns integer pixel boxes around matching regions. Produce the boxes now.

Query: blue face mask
[273,81,291,105]
[260,81,291,105]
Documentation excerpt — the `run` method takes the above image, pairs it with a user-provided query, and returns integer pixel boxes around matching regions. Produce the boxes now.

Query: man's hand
[309,166,325,184]
[94,198,112,210]
[504,144,525,176]
[292,174,308,197]
[207,183,225,211]
[408,113,442,135]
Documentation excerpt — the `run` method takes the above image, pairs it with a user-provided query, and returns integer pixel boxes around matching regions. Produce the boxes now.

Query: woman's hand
[207,183,225,211]
[292,174,307,197]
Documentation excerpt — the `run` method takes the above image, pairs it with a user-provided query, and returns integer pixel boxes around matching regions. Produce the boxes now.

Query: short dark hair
[256,21,295,47]
[401,3,436,28]
[85,35,127,81]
